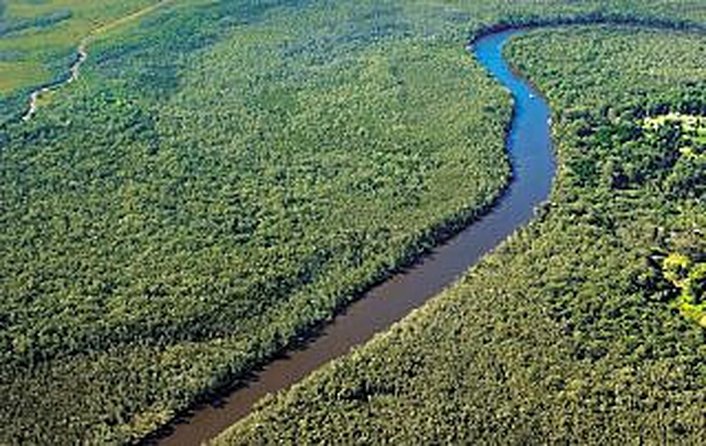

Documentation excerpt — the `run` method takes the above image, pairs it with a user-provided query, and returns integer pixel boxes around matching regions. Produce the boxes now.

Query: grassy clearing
[645,112,706,148]
[0,0,161,96]
[0,60,48,92]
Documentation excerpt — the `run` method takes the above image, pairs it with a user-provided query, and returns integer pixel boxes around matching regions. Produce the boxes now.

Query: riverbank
[214,24,706,445]
[2,2,704,444]
[151,28,555,446]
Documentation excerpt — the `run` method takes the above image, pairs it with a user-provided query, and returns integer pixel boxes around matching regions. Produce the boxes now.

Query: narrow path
[148,28,556,446]
[21,1,170,122]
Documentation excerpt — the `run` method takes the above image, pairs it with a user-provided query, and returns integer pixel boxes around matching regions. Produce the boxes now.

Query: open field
[645,112,706,148]
[0,0,163,121]
[1,1,705,444]
[1,0,161,87]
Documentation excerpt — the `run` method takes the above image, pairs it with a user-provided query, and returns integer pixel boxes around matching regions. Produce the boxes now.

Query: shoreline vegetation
[153,26,553,445]
[5,4,706,126]
[1,1,705,444]
[216,24,706,445]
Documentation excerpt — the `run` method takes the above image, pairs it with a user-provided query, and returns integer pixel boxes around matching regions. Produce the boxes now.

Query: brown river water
[149,28,555,445]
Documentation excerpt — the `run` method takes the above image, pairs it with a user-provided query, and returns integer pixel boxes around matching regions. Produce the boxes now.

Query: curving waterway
[153,28,555,445]
[22,42,87,122]
[21,1,169,122]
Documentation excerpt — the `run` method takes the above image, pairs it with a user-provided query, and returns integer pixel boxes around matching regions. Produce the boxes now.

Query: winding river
[153,29,555,445]
[21,1,169,122]
[22,43,87,122]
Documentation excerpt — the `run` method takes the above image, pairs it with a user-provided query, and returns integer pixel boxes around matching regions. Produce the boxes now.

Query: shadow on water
[148,28,555,446]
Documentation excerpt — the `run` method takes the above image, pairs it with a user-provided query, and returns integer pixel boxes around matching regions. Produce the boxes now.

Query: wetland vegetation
[1,1,705,444]
[217,26,706,444]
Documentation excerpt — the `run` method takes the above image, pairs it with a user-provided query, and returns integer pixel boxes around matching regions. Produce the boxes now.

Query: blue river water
[472,29,555,238]
[155,29,556,446]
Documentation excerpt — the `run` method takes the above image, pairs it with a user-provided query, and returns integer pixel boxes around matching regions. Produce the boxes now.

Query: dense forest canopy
[217,26,706,444]
[1,0,705,443]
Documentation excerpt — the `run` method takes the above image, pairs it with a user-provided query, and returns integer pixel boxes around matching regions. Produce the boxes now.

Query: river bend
[154,28,555,446]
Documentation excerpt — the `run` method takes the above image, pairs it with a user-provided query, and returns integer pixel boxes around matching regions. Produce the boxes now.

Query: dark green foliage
[2,1,512,443]
[2,1,706,444]
[217,26,706,445]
